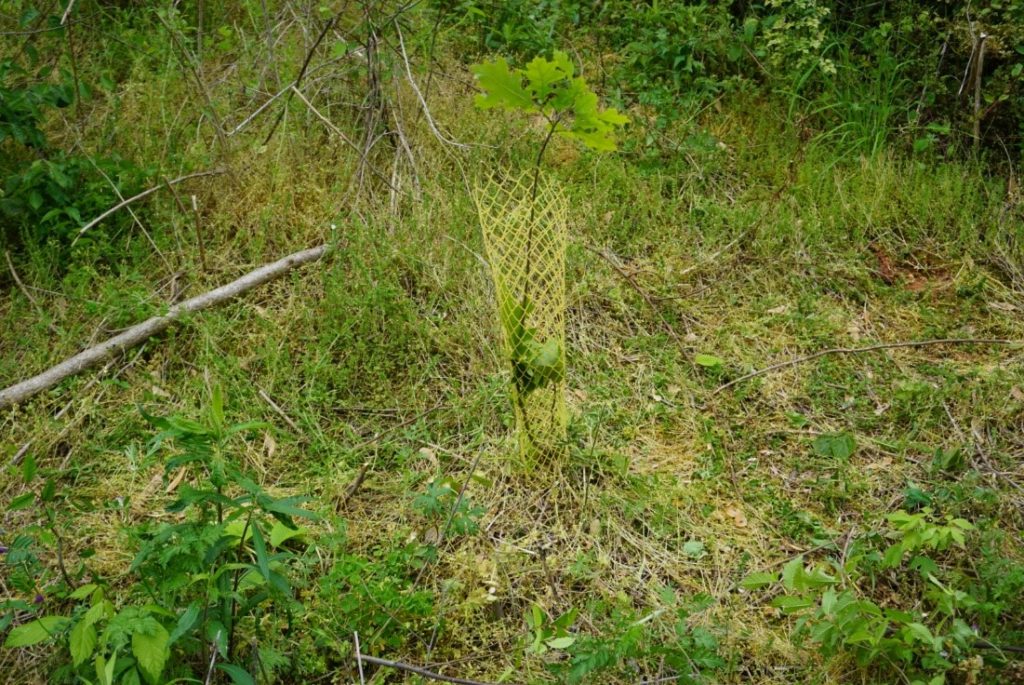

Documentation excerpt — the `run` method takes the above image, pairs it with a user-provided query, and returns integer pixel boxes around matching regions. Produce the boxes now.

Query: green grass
[2,5,1024,684]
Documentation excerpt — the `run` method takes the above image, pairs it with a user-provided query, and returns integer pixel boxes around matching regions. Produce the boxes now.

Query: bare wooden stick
[263,16,337,145]
[257,387,299,432]
[973,33,988,151]
[355,654,499,685]
[714,338,1022,395]
[393,21,470,149]
[72,168,225,243]
[60,0,78,25]
[5,250,60,336]
[353,633,366,685]
[191,194,208,272]
[0,245,331,410]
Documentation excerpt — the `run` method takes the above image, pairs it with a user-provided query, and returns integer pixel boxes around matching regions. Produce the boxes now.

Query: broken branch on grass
[355,654,500,685]
[715,338,1023,394]
[72,168,226,244]
[5,250,60,336]
[0,244,332,411]
[393,21,470,149]
[585,244,684,342]
[257,387,299,432]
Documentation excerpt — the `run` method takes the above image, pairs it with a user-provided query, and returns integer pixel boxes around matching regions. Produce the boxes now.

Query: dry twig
[356,654,501,685]
[715,338,1022,394]
[72,168,225,244]
[5,250,60,336]
[585,244,685,342]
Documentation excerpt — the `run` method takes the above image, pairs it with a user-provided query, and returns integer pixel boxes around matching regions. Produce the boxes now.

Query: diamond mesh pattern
[475,170,568,457]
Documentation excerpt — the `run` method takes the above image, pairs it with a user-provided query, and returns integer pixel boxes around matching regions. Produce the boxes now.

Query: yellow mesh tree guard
[475,170,568,457]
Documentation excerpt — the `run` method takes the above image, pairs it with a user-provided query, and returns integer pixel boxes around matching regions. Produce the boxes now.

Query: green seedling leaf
[739,571,777,590]
[168,604,199,645]
[781,556,803,591]
[695,353,724,368]
[524,51,573,101]
[68,583,98,600]
[270,521,309,547]
[218,664,256,685]
[812,433,856,460]
[682,540,706,558]
[471,57,534,111]
[545,636,576,649]
[771,595,815,613]
[251,522,271,581]
[266,496,318,520]
[21,453,36,483]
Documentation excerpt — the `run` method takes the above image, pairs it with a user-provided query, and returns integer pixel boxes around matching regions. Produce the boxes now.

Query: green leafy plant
[881,508,973,567]
[0,54,144,256]
[4,391,318,684]
[742,508,986,684]
[811,432,857,461]
[556,593,722,684]
[524,604,578,655]
[313,539,436,653]
[471,50,626,455]
[472,49,628,154]
[412,476,485,539]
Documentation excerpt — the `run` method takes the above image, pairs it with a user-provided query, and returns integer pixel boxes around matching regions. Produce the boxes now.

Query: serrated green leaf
[812,433,856,460]
[4,616,70,647]
[8,492,35,511]
[738,571,777,590]
[266,495,317,520]
[771,595,815,613]
[70,620,97,667]
[903,622,934,645]
[695,353,724,368]
[802,566,838,588]
[68,583,98,600]
[820,589,838,615]
[168,604,199,645]
[682,540,706,558]
[132,622,169,684]
[781,556,803,591]
[471,57,533,111]
[524,51,573,102]
[251,521,270,580]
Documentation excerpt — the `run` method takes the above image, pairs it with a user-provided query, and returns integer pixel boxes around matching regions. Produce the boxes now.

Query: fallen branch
[714,338,1022,395]
[356,654,501,685]
[0,244,331,410]
[73,168,225,244]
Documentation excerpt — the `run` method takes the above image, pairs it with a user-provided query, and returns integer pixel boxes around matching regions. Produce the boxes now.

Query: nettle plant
[742,508,984,685]
[3,391,317,684]
[470,50,626,457]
